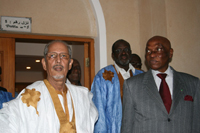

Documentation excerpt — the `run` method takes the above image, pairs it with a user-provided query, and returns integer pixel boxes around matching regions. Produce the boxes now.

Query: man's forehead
[147,36,170,46]
[147,38,170,47]
[146,41,163,47]
[48,42,68,51]
[115,42,130,48]
[49,42,66,47]
[73,61,80,66]
[131,57,140,61]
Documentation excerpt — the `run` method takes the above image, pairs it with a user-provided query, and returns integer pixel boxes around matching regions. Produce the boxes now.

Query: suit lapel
[143,70,168,114]
[169,68,184,114]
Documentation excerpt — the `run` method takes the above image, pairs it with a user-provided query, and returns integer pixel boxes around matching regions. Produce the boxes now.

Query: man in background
[67,58,82,86]
[121,36,200,133]
[91,39,143,133]
[130,53,144,71]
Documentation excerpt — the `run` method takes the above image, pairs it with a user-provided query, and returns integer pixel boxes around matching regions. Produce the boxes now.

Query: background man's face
[130,55,142,69]
[112,42,131,68]
[42,42,73,81]
[67,59,81,83]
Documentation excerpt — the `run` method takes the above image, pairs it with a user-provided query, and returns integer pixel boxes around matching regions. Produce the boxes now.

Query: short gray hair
[44,40,72,60]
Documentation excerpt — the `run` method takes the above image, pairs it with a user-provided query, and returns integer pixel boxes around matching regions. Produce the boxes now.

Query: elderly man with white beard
[0,40,98,133]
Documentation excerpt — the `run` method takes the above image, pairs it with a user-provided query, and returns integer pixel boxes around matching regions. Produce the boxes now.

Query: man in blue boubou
[91,39,143,133]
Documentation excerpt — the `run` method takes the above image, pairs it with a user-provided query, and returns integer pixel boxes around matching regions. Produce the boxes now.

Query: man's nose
[150,51,157,57]
[121,50,126,54]
[74,67,80,72]
[56,55,61,62]
[121,49,128,55]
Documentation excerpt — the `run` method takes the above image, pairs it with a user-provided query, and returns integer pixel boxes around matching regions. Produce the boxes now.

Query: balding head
[147,36,171,50]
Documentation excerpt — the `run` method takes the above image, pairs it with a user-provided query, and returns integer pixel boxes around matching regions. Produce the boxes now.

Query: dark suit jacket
[121,67,200,133]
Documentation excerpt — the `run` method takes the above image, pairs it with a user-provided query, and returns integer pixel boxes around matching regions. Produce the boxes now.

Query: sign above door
[1,16,31,32]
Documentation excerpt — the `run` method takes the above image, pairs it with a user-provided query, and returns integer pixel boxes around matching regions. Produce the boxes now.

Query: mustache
[120,54,128,58]
[53,65,64,69]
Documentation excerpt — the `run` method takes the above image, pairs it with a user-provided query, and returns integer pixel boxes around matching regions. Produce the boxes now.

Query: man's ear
[41,58,47,71]
[111,53,114,60]
[169,48,174,58]
[168,48,174,62]
[68,59,73,70]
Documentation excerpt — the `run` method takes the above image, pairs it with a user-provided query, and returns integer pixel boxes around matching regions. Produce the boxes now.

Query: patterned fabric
[0,91,14,109]
[91,65,143,133]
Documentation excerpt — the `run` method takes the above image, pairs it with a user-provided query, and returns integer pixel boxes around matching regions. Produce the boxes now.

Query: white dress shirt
[152,66,174,98]
[114,62,136,80]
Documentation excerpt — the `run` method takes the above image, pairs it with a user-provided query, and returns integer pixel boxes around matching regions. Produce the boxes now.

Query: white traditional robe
[0,81,98,133]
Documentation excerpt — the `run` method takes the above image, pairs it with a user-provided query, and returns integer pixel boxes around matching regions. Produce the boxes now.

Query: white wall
[16,43,46,56]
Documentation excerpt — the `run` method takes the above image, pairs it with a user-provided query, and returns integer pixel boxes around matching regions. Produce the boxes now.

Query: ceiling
[15,55,44,72]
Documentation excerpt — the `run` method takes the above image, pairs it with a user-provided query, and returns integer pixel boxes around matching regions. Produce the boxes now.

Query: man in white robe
[0,40,98,133]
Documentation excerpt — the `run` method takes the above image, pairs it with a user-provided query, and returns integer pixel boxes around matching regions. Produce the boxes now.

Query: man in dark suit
[121,36,200,133]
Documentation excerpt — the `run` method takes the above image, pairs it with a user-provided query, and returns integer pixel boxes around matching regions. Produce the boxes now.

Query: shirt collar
[114,62,135,74]
[151,65,173,77]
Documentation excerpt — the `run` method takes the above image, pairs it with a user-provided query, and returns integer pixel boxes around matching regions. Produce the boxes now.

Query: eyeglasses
[114,48,130,54]
[46,52,70,60]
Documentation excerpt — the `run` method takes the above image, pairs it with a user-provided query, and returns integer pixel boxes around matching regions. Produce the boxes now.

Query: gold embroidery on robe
[60,122,76,133]
[43,79,76,133]
[103,70,114,83]
[21,88,41,115]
